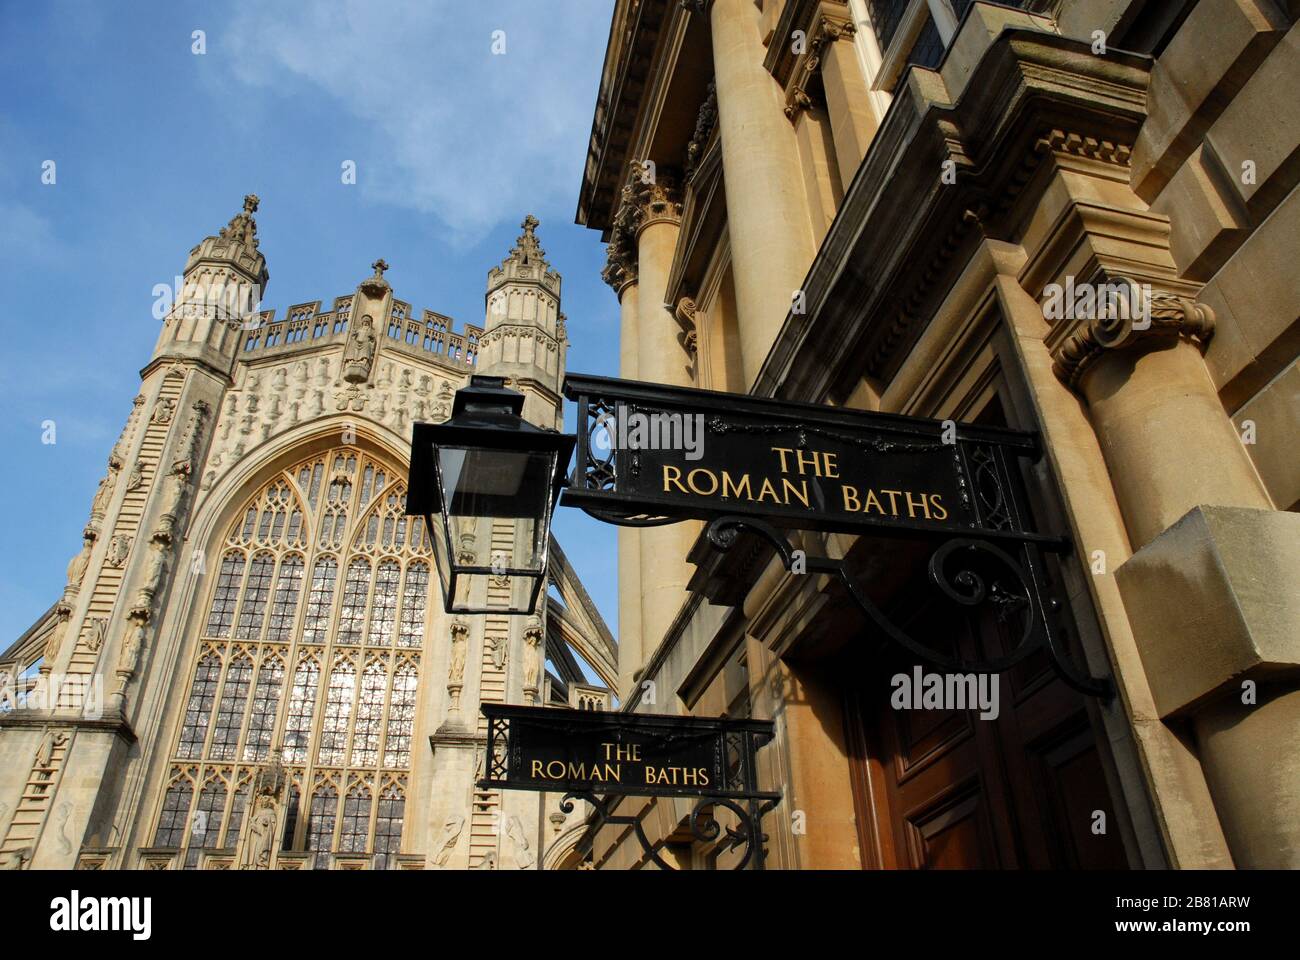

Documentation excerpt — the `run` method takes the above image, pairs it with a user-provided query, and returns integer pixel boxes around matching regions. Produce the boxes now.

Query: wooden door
[843,581,1130,869]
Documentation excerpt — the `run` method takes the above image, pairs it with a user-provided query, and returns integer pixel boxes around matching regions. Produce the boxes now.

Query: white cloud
[217,0,606,245]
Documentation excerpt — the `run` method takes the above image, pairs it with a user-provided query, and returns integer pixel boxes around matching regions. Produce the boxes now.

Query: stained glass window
[209,655,253,760]
[177,654,222,759]
[160,450,432,864]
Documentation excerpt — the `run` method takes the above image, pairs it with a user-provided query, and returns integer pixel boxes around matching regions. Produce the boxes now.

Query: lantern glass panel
[433,445,555,614]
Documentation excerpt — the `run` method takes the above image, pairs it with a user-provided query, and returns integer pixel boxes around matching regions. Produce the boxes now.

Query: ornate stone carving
[42,604,73,666]
[88,468,117,523]
[0,848,31,871]
[1051,284,1215,390]
[218,194,261,251]
[62,534,94,602]
[169,400,209,480]
[505,815,536,869]
[447,617,469,712]
[359,258,390,298]
[684,81,718,183]
[151,397,176,425]
[523,617,542,705]
[674,297,699,358]
[105,535,132,568]
[82,617,107,653]
[489,634,508,671]
[432,815,464,867]
[125,459,145,494]
[342,314,378,384]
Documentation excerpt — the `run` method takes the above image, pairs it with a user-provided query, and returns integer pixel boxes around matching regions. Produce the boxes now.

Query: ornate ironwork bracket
[562,790,781,871]
[705,515,1112,699]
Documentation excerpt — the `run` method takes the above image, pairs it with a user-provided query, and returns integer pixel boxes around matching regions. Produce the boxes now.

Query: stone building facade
[0,202,615,870]
[578,0,1298,868]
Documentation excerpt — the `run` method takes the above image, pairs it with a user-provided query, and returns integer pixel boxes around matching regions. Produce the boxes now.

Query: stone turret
[476,215,568,429]
[149,194,270,381]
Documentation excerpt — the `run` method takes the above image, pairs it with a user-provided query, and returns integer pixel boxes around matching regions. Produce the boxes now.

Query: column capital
[1050,279,1215,392]
[678,0,715,16]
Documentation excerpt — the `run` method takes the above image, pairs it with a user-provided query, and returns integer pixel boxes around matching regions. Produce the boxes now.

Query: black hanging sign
[562,374,1063,547]
[477,703,777,802]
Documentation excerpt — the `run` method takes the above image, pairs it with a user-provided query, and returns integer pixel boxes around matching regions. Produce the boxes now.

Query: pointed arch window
[242,655,284,762]
[318,658,357,766]
[339,784,372,853]
[209,654,253,760]
[374,783,405,855]
[186,780,227,868]
[153,779,193,848]
[283,658,321,764]
[235,552,275,639]
[177,653,223,759]
[159,449,433,866]
[204,553,246,638]
[307,785,338,862]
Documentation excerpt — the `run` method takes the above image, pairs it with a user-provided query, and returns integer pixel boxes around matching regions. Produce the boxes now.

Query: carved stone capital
[678,0,714,16]
[627,163,684,231]
[1051,282,1216,391]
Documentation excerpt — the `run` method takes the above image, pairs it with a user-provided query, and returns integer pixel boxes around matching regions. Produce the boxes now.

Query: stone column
[813,16,878,190]
[1053,281,1297,868]
[602,223,645,701]
[625,172,701,678]
[699,0,817,388]
[1053,291,1271,549]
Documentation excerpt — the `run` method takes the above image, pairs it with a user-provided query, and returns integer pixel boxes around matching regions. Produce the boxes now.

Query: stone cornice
[752,27,1154,404]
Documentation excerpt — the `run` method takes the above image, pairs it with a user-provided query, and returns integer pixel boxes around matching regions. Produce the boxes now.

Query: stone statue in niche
[342,315,377,384]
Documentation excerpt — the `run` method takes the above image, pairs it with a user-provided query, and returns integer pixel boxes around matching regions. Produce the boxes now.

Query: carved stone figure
[432,815,464,867]
[63,535,94,599]
[218,193,261,249]
[523,618,542,704]
[34,729,69,769]
[150,397,176,424]
[135,542,168,608]
[105,535,132,568]
[83,617,107,653]
[240,798,277,870]
[489,634,507,671]
[505,816,536,870]
[43,605,72,665]
[125,459,145,493]
[169,401,209,478]
[89,469,117,520]
[447,618,469,712]
[0,848,31,871]
[342,315,377,384]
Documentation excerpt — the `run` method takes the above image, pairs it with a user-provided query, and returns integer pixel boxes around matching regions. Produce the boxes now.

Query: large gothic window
[154,449,432,868]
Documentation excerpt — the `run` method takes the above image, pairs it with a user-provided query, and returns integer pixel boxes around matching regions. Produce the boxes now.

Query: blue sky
[0,0,622,644]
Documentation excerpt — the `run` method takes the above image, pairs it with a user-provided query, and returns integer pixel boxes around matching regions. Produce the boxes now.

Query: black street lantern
[406,376,575,616]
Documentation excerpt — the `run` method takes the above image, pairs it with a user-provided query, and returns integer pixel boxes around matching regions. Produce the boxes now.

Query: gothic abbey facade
[0,200,614,870]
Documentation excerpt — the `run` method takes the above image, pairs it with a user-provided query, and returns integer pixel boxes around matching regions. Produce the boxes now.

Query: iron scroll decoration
[561,374,1112,699]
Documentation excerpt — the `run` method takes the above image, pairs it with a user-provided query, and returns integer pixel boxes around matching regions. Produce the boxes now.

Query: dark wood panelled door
[843,585,1130,870]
